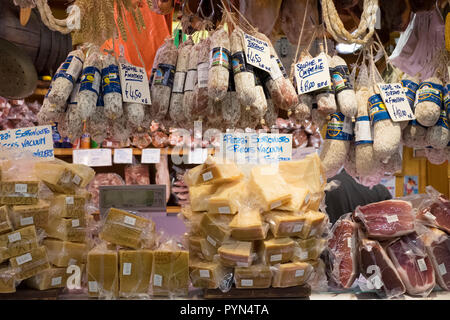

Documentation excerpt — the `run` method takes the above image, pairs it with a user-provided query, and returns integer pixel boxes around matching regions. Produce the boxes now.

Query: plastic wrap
[87,173,125,209]
[218,240,254,268]
[8,200,49,230]
[0,267,16,293]
[118,249,153,298]
[43,238,87,268]
[189,259,231,289]
[422,227,450,291]
[0,160,40,205]
[184,158,243,187]
[258,237,295,266]
[9,246,50,281]
[234,264,272,289]
[416,186,450,233]
[0,226,38,263]
[293,237,327,262]
[45,215,87,243]
[271,261,313,288]
[188,184,218,212]
[49,193,88,219]
[188,235,217,262]
[0,206,13,235]
[124,164,150,185]
[87,244,119,298]
[199,213,232,249]
[229,209,269,241]
[25,266,85,290]
[207,180,247,214]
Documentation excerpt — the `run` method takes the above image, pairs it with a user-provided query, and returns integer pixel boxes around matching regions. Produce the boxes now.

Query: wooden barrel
[0,1,72,76]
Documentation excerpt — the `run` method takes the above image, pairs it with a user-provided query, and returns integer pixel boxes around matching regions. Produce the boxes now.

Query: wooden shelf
[54,148,214,156]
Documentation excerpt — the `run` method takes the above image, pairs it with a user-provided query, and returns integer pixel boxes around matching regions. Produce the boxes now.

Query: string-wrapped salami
[293,52,313,121]
[250,71,268,118]
[415,76,444,127]
[208,27,231,102]
[124,102,145,129]
[401,75,426,147]
[183,41,200,123]
[88,87,107,143]
[221,69,240,128]
[77,50,102,121]
[194,37,213,120]
[316,53,337,115]
[425,108,449,149]
[331,55,358,118]
[102,54,123,120]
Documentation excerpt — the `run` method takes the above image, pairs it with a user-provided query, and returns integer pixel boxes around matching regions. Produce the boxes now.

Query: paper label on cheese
[202,171,213,182]
[438,263,447,276]
[72,175,81,185]
[292,223,303,233]
[68,258,77,266]
[51,277,62,286]
[241,279,253,287]
[417,258,427,272]
[347,237,352,248]
[123,216,136,226]
[206,236,217,247]
[8,232,21,243]
[199,269,210,278]
[309,228,317,236]
[66,197,74,205]
[294,248,308,260]
[236,261,249,267]
[153,274,163,287]
[270,254,282,262]
[15,184,28,193]
[20,216,34,226]
[218,206,231,214]
[16,253,32,265]
[385,215,398,223]
[88,281,98,292]
[270,200,282,210]
[295,269,305,277]
[424,211,436,220]
[72,219,80,228]
[123,263,132,275]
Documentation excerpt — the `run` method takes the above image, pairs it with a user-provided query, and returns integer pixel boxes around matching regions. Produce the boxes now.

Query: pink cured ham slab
[423,228,450,291]
[417,195,450,234]
[353,200,415,239]
[387,233,435,296]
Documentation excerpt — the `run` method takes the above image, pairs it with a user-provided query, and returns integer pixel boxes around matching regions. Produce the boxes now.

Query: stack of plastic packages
[181,153,330,293]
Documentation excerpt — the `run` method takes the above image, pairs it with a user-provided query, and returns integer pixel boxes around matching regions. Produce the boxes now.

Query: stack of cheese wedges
[182,154,329,291]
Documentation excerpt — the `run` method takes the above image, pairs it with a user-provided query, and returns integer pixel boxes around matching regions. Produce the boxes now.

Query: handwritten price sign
[119,62,151,105]
[294,53,331,94]
[243,33,272,73]
[377,83,415,122]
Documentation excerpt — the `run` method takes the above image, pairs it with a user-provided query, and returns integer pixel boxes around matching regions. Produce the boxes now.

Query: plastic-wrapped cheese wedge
[258,237,295,266]
[9,200,50,230]
[293,237,327,261]
[218,241,254,267]
[2,226,38,262]
[196,161,244,186]
[184,164,206,187]
[45,217,87,243]
[189,184,219,212]
[229,209,269,241]
[119,250,153,297]
[99,208,156,249]
[10,246,50,280]
[0,267,15,293]
[248,165,292,211]
[189,259,230,289]
[25,265,85,290]
[271,261,314,288]
[234,264,272,289]
[49,194,87,219]
[180,208,206,236]
[87,246,119,298]
[277,186,310,212]
[199,213,232,248]
[43,239,87,267]
[0,206,12,235]
[207,180,247,214]
[265,211,308,238]
[151,250,189,297]
[188,235,217,261]
[0,180,40,205]
[298,210,328,239]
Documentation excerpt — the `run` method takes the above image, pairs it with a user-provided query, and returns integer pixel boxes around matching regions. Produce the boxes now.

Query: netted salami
[194,38,213,119]
[183,42,200,123]
[316,53,337,115]
[415,76,444,127]
[77,50,102,121]
[208,27,231,102]
[102,54,123,120]
[331,55,358,118]
[221,70,240,128]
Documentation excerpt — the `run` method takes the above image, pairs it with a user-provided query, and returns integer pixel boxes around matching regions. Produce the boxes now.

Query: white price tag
[236,261,249,267]
[295,249,308,261]
[189,148,208,164]
[218,206,231,214]
[292,223,303,233]
[20,217,34,226]
[270,254,282,262]
[113,148,133,164]
[206,235,217,247]
[88,281,98,292]
[347,237,352,248]
[294,53,331,94]
[65,196,74,205]
[241,279,253,287]
[153,274,163,287]
[377,83,415,122]
[51,277,62,286]
[71,219,80,228]
[202,171,213,182]
[199,270,210,278]
[243,33,272,73]
[72,175,81,185]
[73,149,112,167]
[343,116,353,135]
[386,215,399,224]
[424,211,436,220]
[8,232,21,243]
[119,62,151,105]
[123,263,132,275]
[141,148,161,164]
[16,253,32,265]
[295,269,305,277]
[417,258,427,272]
[438,263,447,276]
[15,184,27,193]
[124,216,136,226]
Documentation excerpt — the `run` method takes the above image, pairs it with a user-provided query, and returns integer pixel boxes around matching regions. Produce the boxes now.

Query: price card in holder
[113,148,133,164]
[141,148,161,163]
[294,53,331,95]
[243,33,272,73]
[73,149,112,167]
[119,62,151,105]
[377,83,415,122]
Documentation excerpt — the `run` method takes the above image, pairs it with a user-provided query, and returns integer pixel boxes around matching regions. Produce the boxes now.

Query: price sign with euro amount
[377,83,415,122]
[243,33,272,73]
[119,62,151,105]
[294,53,331,94]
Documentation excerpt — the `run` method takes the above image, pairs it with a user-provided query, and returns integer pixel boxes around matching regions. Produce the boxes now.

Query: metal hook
[197,0,215,21]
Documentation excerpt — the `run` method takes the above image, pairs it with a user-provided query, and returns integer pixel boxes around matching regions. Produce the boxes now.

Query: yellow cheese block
[306,192,324,211]
[87,247,119,298]
[271,261,313,288]
[152,250,189,297]
[49,194,87,219]
[259,237,295,265]
[207,180,247,214]
[199,213,232,248]
[25,266,75,290]
[0,206,12,235]
[188,235,217,261]
[1,226,38,263]
[180,208,206,236]
[43,239,87,267]
[218,241,253,267]
[234,264,272,289]
[189,184,218,212]
[99,208,156,249]
[265,211,307,238]
[10,246,50,281]
[277,186,310,212]
[45,217,86,243]
[0,267,15,293]
[248,165,291,211]
[119,250,153,296]
[229,209,268,241]
[0,180,40,205]
[298,210,327,239]
[9,200,49,230]
[189,259,229,289]
[293,237,327,262]
[195,158,244,185]
[184,164,206,187]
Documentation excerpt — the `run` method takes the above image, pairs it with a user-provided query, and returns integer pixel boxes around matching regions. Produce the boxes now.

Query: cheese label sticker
[347,237,352,248]
[218,206,231,214]
[292,223,303,233]
[66,196,74,205]
[199,270,210,278]
[153,274,163,287]
[123,263,132,275]
[424,211,436,220]
[417,258,427,272]
[241,279,254,287]
[51,277,62,286]
[15,184,28,193]
[88,281,98,292]
[309,228,317,236]
[20,217,34,226]
[16,253,32,265]
[8,232,21,243]
[124,216,136,226]
[72,219,80,228]
[296,250,308,261]
[385,215,399,224]
[270,254,282,262]
[72,175,81,185]
[68,258,77,266]
[202,171,213,182]
[438,263,447,276]
[270,200,282,210]
[295,269,305,277]
[236,262,249,267]
[206,236,217,247]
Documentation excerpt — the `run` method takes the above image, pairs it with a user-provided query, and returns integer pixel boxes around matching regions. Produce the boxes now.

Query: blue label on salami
[401,79,419,110]
[331,65,352,93]
[54,55,83,84]
[326,112,353,141]
[416,81,444,108]
[369,94,391,123]
[436,110,449,129]
[102,65,121,95]
[80,66,101,95]
[210,47,230,69]
[154,63,176,88]
[444,84,450,119]
[232,51,254,75]
[411,119,426,127]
